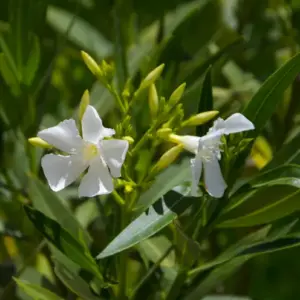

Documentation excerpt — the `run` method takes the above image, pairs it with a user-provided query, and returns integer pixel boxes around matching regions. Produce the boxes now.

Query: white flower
[208,113,254,135]
[37,105,129,197]
[170,113,254,198]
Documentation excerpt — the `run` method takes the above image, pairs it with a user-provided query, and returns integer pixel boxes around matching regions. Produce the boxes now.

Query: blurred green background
[2,0,300,299]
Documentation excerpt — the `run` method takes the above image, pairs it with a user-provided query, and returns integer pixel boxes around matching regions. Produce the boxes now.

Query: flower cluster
[29,56,255,201]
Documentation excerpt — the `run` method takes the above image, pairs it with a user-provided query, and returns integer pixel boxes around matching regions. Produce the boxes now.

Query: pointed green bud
[81,51,102,77]
[79,90,90,121]
[148,84,159,118]
[182,111,219,127]
[123,136,134,144]
[152,145,183,172]
[139,64,165,90]
[169,83,186,106]
[157,128,172,139]
[28,137,52,149]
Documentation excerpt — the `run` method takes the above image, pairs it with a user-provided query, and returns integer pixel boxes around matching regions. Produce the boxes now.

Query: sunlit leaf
[14,278,63,300]
[97,191,193,259]
[46,6,113,59]
[135,159,191,213]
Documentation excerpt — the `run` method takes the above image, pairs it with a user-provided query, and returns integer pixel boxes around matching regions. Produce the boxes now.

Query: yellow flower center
[83,144,99,161]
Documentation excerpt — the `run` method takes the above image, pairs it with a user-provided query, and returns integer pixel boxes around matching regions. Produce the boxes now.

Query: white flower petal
[190,157,202,197]
[203,156,227,198]
[82,105,115,144]
[41,154,86,192]
[173,135,200,154]
[100,139,129,177]
[223,113,254,135]
[38,119,83,153]
[200,130,222,146]
[79,157,113,197]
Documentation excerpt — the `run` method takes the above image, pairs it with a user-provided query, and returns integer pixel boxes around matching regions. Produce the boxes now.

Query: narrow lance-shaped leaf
[188,226,300,286]
[219,187,300,228]
[97,191,193,259]
[196,66,213,137]
[29,176,91,244]
[264,133,300,170]
[136,158,191,213]
[54,261,101,300]
[24,206,102,281]
[14,278,64,300]
[243,52,300,135]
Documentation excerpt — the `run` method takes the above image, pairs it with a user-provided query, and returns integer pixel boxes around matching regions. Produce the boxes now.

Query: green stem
[131,123,157,155]
[109,86,126,114]
[130,246,173,299]
[165,270,188,300]
[118,203,130,299]
[112,190,125,206]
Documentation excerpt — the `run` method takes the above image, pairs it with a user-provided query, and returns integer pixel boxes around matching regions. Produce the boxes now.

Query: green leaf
[187,232,300,298]
[228,164,300,209]
[24,206,102,281]
[188,226,271,277]
[0,53,20,94]
[23,34,40,86]
[223,165,300,213]
[135,159,190,213]
[218,164,300,228]
[202,296,251,300]
[185,256,250,299]
[14,278,63,300]
[246,164,300,189]
[219,186,300,228]
[137,235,176,268]
[264,133,300,169]
[0,35,20,81]
[54,261,101,300]
[97,191,193,259]
[196,66,213,137]
[243,52,300,135]
[28,176,91,244]
[46,6,113,59]
[239,235,300,256]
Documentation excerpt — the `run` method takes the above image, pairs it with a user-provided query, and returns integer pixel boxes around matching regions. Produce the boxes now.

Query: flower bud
[124,184,133,193]
[101,60,114,83]
[81,51,102,77]
[169,83,186,106]
[139,64,165,90]
[28,137,52,149]
[182,111,219,127]
[79,90,90,121]
[152,145,183,172]
[157,128,172,139]
[122,136,134,144]
[148,84,159,118]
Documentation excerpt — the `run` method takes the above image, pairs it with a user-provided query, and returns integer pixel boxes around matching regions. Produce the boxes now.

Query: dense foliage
[2,0,300,299]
